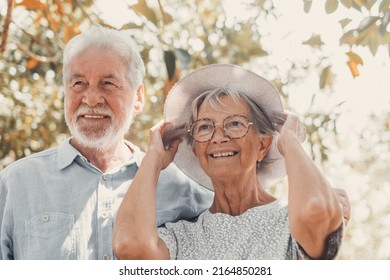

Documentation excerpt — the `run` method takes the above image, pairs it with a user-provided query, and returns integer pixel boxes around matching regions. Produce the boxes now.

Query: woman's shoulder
[161,200,288,235]
[245,200,288,216]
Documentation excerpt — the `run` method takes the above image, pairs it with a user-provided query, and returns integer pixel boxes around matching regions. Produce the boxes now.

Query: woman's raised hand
[276,112,306,156]
[147,120,181,170]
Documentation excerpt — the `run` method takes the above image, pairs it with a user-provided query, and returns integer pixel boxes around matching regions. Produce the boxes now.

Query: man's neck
[70,138,133,173]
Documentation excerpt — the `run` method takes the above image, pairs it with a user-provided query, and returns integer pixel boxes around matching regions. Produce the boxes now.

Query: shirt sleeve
[158,226,178,260]
[156,163,213,226]
[0,173,13,260]
[296,222,345,260]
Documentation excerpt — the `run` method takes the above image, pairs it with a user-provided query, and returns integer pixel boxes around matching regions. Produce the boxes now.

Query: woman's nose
[211,124,229,143]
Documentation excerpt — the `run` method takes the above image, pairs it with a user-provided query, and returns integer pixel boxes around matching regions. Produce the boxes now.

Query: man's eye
[102,81,116,87]
[72,81,84,87]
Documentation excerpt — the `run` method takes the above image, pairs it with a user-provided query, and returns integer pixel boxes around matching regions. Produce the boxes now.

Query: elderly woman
[113,64,345,259]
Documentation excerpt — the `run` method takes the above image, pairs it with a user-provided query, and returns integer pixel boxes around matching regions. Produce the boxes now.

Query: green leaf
[163,51,176,80]
[325,0,339,14]
[368,33,379,55]
[175,48,192,70]
[358,16,379,32]
[339,18,352,28]
[378,32,390,45]
[388,43,390,57]
[379,0,390,13]
[379,10,390,36]
[353,0,375,10]
[131,0,158,26]
[303,34,324,47]
[303,0,313,13]
[351,0,362,11]
[340,0,353,8]
[319,66,333,89]
[363,0,377,10]
[340,29,357,45]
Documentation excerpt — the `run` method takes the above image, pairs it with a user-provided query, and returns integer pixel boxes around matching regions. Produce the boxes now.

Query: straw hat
[163,64,286,190]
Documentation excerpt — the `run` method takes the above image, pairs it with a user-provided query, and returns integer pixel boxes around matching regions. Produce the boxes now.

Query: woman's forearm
[113,150,169,259]
[282,132,342,258]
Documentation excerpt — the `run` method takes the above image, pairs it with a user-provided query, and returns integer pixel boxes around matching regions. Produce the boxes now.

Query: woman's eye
[198,124,212,131]
[230,121,243,127]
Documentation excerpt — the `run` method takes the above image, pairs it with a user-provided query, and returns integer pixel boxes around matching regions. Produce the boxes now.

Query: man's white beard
[66,104,133,152]
[70,124,122,152]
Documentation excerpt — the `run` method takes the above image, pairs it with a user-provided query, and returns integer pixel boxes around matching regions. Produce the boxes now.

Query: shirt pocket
[25,212,77,259]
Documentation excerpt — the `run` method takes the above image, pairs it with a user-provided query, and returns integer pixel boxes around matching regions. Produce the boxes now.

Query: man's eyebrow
[69,73,84,80]
[67,73,121,82]
[103,73,120,80]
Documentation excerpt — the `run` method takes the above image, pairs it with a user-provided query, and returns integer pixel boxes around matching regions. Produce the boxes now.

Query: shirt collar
[57,137,145,170]
[57,138,82,170]
[123,140,144,167]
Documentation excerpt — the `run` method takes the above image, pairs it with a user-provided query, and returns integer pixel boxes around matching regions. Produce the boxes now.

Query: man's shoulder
[0,146,59,176]
[159,162,192,184]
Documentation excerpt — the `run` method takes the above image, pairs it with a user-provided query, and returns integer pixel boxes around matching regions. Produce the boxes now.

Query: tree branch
[1,0,14,53]
[12,39,62,63]
[158,0,168,25]
[12,20,54,54]
[73,0,94,24]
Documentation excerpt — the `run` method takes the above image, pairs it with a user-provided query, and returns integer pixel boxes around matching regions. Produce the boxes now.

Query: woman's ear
[192,143,197,156]
[133,84,145,115]
[257,135,273,162]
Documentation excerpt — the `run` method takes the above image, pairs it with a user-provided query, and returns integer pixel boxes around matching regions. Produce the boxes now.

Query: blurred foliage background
[0,0,389,259]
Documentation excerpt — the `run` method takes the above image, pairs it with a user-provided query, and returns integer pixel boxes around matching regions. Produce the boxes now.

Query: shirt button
[102,174,108,181]
[103,254,110,260]
[42,215,50,222]
[101,211,108,218]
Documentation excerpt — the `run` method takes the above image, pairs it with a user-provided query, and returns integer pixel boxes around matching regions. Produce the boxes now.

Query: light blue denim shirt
[0,139,213,260]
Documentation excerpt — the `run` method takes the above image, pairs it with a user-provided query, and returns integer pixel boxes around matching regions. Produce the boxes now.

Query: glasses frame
[188,114,254,143]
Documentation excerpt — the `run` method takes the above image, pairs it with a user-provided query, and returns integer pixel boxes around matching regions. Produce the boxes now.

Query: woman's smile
[209,151,238,158]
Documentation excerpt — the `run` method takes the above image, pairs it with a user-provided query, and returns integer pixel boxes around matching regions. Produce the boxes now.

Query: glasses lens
[191,119,214,142]
[224,115,250,138]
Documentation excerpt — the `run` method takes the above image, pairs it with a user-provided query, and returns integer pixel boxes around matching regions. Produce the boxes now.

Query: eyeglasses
[188,115,254,143]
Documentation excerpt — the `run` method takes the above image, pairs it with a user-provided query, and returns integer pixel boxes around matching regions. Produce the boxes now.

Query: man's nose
[82,86,104,107]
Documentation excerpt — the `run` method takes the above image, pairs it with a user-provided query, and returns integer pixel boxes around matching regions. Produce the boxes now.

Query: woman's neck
[209,178,276,216]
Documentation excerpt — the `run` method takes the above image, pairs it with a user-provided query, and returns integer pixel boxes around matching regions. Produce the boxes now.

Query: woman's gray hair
[186,87,277,144]
[62,25,145,91]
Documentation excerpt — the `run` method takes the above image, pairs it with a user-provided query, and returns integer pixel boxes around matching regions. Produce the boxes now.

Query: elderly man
[0,26,213,260]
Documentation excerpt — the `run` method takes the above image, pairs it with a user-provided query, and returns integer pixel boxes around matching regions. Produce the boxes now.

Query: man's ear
[133,84,145,115]
[257,135,273,162]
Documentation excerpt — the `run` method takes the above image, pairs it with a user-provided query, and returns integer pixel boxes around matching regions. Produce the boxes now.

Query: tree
[303,0,390,77]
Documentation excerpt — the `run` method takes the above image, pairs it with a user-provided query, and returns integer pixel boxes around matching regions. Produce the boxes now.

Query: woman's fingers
[334,188,351,225]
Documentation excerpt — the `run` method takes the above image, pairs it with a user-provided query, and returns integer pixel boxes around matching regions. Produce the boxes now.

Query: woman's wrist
[278,131,301,156]
[144,148,166,171]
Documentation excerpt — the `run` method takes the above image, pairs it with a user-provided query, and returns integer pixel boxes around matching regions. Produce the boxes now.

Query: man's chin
[71,132,119,151]
[67,121,130,151]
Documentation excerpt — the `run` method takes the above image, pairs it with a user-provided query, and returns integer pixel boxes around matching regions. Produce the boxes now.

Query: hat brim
[163,64,286,191]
